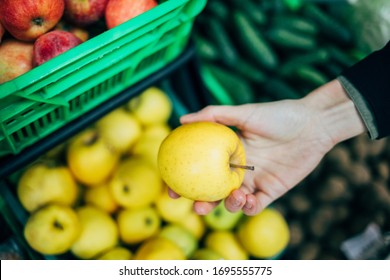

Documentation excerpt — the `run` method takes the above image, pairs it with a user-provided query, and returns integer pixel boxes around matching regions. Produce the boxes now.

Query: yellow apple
[133,237,186,260]
[237,208,290,259]
[24,204,80,255]
[67,128,120,186]
[96,107,142,153]
[83,182,119,214]
[158,121,248,202]
[97,246,132,260]
[174,211,206,240]
[128,87,172,126]
[129,122,171,168]
[205,231,248,260]
[130,137,162,169]
[117,206,161,245]
[192,248,224,260]
[109,157,162,209]
[204,202,244,231]
[71,205,119,259]
[141,123,172,142]
[17,163,79,212]
[159,224,198,258]
[155,186,193,223]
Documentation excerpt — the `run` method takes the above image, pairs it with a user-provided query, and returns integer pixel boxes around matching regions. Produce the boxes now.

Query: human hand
[168,80,365,216]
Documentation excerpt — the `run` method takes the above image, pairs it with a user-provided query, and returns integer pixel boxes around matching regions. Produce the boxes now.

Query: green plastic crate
[0,0,207,156]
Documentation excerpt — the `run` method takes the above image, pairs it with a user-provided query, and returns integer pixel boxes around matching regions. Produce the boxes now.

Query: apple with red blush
[33,30,82,66]
[0,0,65,41]
[105,0,158,29]
[64,0,109,26]
[0,40,34,84]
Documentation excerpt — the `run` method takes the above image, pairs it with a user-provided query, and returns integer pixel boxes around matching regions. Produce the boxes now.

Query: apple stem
[32,17,44,26]
[230,163,255,171]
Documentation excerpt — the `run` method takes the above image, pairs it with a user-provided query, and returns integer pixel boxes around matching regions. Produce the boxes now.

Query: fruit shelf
[0,43,209,180]
[0,43,210,260]
[0,0,207,157]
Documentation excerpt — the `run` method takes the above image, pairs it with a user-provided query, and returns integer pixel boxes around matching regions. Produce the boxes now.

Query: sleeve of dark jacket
[338,41,390,139]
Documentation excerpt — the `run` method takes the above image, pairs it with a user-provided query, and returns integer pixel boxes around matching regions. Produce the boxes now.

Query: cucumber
[235,59,267,84]
[194,35,220,61]
[280,48,329,76]
[206,0,230,22]
[230,0,268,26]
[266,27,317,51]
[207,17,239,67]
[302,4,352,46]
[206,63,256,105]
[263,78,301,100]
[271,15,318,35]
[294,65,329,87]
[233,11,278,70]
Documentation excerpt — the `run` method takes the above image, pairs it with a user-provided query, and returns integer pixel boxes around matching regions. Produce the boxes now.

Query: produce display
[194,0,367,105]
[2,0,389,261]
[0,0,158,84]
[11,86,290,260]
[193,0,390,259]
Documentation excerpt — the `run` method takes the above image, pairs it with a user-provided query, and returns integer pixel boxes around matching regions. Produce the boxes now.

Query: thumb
[180,104,255,129]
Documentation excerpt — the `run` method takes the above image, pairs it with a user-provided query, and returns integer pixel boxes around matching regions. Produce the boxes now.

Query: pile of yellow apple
[16,86,290,260]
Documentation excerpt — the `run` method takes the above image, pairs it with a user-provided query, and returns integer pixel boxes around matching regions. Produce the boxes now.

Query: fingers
[180,104,255,129]
[224,189,246,212]
[169,186,272,216]
[193,200,220,215]
[167,187,180,199]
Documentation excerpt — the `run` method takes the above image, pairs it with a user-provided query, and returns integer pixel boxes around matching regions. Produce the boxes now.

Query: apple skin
[0,0,65,41]
[96,107,142,153]
[205,230,248,260]
[0,39,34,84]
[24,204,81,256]
[17,162,80,213]
[64,0,109,26]
[66,128,120,186]
[109,157,162,209]
[105,0,158,29]
[70,205,119,259]
[204,202,243,231]
[159,224,198,258]
[33,30,82,66]
[158,121,247,202]
[117,206,161,245]
[128,87,172,126]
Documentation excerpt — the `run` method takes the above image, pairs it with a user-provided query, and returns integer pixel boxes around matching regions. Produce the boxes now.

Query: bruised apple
[0,40,34,84]
[33,30,82,66]
[105,0,158,29]
[0,0,65,41]
[64,0,109,26]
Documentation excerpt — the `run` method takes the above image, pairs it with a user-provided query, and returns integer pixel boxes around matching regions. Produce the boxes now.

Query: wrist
[302,79,366,146]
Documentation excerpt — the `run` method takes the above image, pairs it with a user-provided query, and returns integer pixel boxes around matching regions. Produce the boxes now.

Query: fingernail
[232,198,241,207]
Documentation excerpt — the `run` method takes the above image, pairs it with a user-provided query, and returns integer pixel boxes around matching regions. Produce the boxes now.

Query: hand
[169,80,366,216]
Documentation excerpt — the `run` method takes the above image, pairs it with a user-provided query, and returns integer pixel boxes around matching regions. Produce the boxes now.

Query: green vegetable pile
[194,0,368,105]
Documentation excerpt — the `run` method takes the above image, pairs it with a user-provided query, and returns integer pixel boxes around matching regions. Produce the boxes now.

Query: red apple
[55,21,90,42]
[105,0,158,29]
[33,30,82,66]
[0,40,34,84]
[64,0,109,26]
[0,0,65,41]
